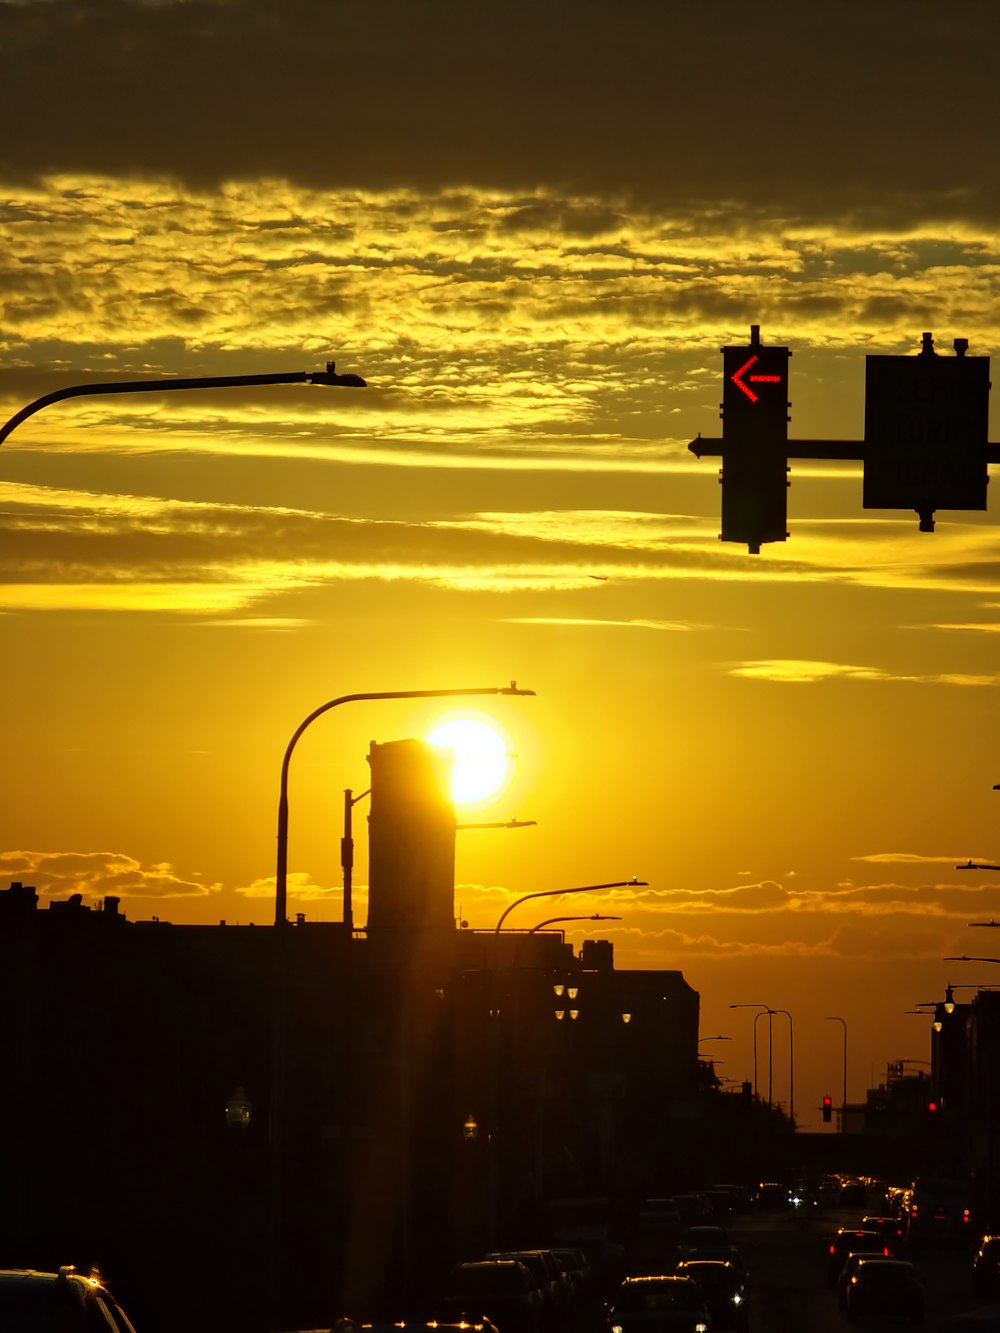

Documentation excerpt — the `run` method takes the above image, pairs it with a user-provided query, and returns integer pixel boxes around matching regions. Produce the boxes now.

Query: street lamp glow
[426,714,511,806]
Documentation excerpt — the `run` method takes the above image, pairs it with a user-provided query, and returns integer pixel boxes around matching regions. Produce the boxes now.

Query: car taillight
[829,1245,836,1254]
[883,1247,890,1256]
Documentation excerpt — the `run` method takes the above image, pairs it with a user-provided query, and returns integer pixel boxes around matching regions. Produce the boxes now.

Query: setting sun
[425,714,511,807]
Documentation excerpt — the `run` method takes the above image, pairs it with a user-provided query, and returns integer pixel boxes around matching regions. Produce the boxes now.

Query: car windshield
[685,1266,739,1292]
[857,1262,918,1285]
[616,1284,701,1312]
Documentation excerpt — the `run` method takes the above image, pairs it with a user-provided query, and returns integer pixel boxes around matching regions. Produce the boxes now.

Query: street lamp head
[305,361,368,387]
[500,681,536,696]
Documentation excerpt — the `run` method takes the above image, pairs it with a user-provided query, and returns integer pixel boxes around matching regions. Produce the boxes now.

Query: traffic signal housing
[719,327,791,553]
[822,1094,833,1124]
[864,333,990,532]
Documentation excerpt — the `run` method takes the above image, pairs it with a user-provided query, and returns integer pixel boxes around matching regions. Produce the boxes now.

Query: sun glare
[425,714,511,807]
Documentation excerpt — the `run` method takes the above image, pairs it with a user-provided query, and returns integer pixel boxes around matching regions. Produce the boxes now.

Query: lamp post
[0,360,367,446]
[494,879,645,933]
[825,1016,848,1119]
[269,681,533,1325]
[772,1008,794,1128]
[275,683,535,927]
[730,1003,773,1102]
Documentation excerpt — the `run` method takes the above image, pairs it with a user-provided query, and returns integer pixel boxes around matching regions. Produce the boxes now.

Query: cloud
[1,2,996,228]
[729,659,1000,686]
[235,870,356,906]
[0,849,219,900]
[501,618,702,632]
[852,852,973,865]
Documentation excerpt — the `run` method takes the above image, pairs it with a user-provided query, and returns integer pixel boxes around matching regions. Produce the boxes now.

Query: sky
[3,0,1000,1134]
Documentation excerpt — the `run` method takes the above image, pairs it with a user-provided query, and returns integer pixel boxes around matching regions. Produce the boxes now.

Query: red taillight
[829,1245,836,1254]
[883,1247,890,1256]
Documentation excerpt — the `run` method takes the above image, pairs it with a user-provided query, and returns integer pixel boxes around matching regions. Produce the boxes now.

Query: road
[726,1200,1000,1333]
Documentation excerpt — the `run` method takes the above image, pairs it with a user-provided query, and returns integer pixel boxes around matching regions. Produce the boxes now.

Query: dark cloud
[2,0,997,223]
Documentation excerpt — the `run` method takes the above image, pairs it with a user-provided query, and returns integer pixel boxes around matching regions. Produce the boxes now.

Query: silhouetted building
[1,741,705,1330]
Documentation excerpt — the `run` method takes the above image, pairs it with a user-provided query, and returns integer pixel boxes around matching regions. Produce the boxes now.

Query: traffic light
[864,333,990,532]
[719,326,791,553]
[822,1094,833,1124]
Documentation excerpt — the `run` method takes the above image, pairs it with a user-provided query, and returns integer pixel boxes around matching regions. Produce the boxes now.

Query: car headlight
[732,1293,743,1306]
[611,1324,623,1333]
[695,1323,709,1333]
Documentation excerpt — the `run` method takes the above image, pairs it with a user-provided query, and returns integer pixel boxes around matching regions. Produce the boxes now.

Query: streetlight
[275,683,535,927]
[269,681,533,1324]
[494,879,646,933]
[0,360,367,446]
[526,913,621,935]
[825,1016,848,1116]
[772,1008,794,1127]
[729,1004,773,1103]
[511,915,620,966]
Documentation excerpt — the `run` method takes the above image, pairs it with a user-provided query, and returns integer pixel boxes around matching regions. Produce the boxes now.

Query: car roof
[853,1258,920,1276]
[621,1275,696,1287]
[676,1260,737,1272]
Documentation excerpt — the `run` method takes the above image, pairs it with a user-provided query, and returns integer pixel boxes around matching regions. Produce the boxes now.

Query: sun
[425,714,511,807]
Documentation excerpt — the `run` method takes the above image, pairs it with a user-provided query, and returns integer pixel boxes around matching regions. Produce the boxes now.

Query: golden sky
[3,0,1000,1129]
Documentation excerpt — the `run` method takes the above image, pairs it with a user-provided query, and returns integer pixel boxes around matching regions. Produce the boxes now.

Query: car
[906,1176,974,1245]
[341,1322,498,1333]
[606,1274,713,1333]
[674,1193,714,1226]
[550,1247,590,1308]
[860,1215,907,1254]
[827,1229,890,1284]
[487,1250,562,1318]
[972,1234,1000,1296]
[839,1180,870,1209]
[0,1266,138,1332]
[630,1200,683,1272]
[676,1243,748,1283]
[439,1259,543,1333]
[843,1257,924,1324]
[837,1252,875,1309]
[674,1260,749,1331]
[754,1182,789,1211]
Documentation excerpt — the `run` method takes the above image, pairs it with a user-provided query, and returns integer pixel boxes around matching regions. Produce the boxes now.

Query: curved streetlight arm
[458,818,538,830]
[526,913,621,935]
[494,879,645,933]
[956,861,1000,872]
[276,682,535,926]
[730,1003,771,1099]
[0,362,367,447]
[825,1016,848,1111]
[772,1008,794,1127]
